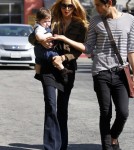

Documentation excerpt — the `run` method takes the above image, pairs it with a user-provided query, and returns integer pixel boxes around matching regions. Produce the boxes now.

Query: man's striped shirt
[84,13,134,76]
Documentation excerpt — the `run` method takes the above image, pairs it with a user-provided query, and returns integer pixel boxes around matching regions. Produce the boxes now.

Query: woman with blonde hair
[40,0,89,150]
[51,0,88,31]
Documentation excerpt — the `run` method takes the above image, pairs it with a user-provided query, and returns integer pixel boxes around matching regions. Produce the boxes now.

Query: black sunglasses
[60,3,74,10]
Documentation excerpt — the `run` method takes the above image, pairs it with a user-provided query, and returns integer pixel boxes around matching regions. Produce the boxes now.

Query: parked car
[0,24,35,66]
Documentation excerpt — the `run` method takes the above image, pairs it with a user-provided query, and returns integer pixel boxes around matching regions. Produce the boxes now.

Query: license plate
[11,52,21,58]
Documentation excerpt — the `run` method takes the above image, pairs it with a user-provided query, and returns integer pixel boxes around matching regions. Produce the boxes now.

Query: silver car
[0,24,35,66]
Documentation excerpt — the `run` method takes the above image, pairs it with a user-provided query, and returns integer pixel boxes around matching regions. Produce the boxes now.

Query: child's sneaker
[60,68,73,84]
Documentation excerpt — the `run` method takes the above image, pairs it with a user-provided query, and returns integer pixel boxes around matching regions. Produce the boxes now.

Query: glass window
[11,4,21,14]
[11,15,21,23]
[0,15,9,23]
[0,3,22,23]
[0,25,32,37]
[0,5,9,14]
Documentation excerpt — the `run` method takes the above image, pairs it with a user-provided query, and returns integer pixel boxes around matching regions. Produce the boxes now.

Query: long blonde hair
[51,0,89,33]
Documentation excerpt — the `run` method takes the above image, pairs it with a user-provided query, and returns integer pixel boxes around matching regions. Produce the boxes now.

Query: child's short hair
[36,7,51,22]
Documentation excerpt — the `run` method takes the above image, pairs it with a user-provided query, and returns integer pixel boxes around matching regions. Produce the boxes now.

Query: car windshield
[0,25,33,37]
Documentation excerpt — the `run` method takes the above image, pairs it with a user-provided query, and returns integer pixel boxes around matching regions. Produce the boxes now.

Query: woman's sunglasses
[60,3,74,10]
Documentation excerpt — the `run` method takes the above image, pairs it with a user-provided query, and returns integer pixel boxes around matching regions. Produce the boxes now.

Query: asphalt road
[0,58,134,150]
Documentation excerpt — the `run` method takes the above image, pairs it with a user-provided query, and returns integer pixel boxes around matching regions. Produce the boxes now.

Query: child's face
[39,17,51,28]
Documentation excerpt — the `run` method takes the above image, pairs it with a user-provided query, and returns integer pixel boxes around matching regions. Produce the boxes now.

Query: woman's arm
[49,35,86,53]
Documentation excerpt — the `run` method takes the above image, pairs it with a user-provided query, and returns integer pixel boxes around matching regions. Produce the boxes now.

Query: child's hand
[52,56,63,69]
[40,39,53,49]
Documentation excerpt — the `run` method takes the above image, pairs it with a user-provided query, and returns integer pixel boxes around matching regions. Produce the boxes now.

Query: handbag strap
[101,16,124,66]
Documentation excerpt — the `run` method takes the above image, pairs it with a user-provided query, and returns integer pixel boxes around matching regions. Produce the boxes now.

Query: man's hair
[100,0,116,6]
[36,7,51,21]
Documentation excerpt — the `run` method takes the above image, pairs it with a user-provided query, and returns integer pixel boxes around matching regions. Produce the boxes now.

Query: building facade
[0,0,133,26]
[0,0,93,26]
[0,0,45,26]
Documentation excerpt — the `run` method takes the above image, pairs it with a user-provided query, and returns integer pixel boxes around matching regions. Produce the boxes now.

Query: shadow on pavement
[0,143,101,150]
[77,64,92,73]
[68,144,101,150]
[0,143,43,150]
[78,64,92,69]
[0,65,34,70]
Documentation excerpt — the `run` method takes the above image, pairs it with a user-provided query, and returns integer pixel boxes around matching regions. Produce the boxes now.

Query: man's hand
[128,52,134,79]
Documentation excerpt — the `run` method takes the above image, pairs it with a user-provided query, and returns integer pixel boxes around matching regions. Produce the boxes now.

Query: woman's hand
[48,34,86,52]
[48,34,66,41]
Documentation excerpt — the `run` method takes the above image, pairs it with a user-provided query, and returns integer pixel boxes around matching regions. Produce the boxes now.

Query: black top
[38,18,87,92]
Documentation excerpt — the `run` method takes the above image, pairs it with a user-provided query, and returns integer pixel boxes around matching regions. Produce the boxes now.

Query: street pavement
[0,57,134,150]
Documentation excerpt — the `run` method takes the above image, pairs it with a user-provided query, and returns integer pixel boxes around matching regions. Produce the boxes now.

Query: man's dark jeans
[93,69,129,150]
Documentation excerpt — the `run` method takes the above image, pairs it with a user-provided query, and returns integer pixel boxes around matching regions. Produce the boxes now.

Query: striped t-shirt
[84,13,134,76]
